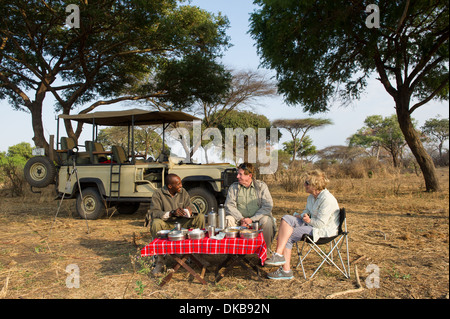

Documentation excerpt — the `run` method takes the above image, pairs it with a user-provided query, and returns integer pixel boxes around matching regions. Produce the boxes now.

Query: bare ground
[0,168,448,300]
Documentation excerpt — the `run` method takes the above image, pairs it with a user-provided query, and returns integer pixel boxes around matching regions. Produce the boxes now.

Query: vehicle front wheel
[187,187,217,215]
[76,187,106,220]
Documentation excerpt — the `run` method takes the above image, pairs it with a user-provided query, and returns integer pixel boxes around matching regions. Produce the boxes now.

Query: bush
[0,155,27,196]
[0,142,32,197]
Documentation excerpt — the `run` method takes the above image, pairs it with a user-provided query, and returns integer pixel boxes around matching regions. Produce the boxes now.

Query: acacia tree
[421,116,449,159]
[150,69,277,161]
[348,114,412,167]
[0,0,231,152]
[96,126,166,160]
[210,109,274,164]
[282,136,317,162]
[250,0,449,191]
[272,118,332,164]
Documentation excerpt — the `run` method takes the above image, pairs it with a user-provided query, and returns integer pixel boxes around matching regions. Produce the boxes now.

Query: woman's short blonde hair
[304,170,329,191]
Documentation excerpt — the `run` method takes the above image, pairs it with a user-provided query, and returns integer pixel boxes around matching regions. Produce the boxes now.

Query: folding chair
[296,207,350,279]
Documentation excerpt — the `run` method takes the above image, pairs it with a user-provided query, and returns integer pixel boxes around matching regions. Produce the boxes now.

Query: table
[141,232,267,286]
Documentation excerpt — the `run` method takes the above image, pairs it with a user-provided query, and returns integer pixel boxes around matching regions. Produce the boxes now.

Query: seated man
[225,163,276,249]
[148,173,205,273]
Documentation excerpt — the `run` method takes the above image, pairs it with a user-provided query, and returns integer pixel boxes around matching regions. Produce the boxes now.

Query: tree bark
[30,102,49,153]
[395,95,440,192]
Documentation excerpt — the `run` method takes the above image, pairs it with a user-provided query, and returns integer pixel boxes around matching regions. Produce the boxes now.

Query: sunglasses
[238,164,253,173]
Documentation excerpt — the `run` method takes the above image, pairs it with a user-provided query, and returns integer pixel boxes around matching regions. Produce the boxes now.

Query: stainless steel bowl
[188,230,205,240]
[239,229,258,239]
[157,230,171,239]
[168,230,185,241]
[224,228,240,238]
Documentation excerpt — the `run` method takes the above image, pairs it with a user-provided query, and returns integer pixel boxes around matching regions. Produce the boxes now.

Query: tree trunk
[395,97,440,192]
[30,102,49,152]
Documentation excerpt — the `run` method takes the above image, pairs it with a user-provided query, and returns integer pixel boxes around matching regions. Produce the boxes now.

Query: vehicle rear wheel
[23,156,56,188]
[76,187,106,220]
[187,187,217,215]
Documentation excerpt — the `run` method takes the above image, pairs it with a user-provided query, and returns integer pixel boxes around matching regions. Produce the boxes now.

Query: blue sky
[0,0,448,153]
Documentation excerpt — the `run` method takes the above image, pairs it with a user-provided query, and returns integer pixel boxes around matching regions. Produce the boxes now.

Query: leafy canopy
[0,0,232,113]
[250,0,449,113]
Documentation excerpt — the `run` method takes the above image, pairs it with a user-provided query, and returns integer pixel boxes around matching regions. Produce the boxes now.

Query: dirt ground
[0,168,448,300]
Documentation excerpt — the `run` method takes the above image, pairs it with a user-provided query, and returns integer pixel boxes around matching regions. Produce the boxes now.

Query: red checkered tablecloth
[141,232,267,265]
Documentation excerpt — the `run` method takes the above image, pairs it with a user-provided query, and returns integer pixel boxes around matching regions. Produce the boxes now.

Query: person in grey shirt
[225,163,276,249]
[265,169,340,280]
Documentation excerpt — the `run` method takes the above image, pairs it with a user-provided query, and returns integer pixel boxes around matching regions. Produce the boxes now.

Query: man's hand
[171,207,192,217]
[240,217,253,228]
[171,208,185,217]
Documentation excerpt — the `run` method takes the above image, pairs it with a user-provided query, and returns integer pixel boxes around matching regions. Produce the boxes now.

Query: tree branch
[409,77,449,114]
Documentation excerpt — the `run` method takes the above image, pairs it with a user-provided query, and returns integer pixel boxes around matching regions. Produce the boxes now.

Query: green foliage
[97,126,169,159]
[282,136,316,160]
[208,109,276,162]
[421,116,449,159]
[0,0,231,146]
[0,142,33,196]
[210,109,278,146]
[273,118,332,163]
[348,115,414,167]
[154,53,232,108]
[250,0,449,112]
[250,0,448,191]
[422,117,450,141]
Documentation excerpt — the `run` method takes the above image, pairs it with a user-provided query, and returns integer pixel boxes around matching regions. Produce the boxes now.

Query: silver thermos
[208,207,217,227]
[218,204,226,229]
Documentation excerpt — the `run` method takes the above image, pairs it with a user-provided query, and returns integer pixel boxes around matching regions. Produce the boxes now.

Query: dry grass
[0,167,448,299]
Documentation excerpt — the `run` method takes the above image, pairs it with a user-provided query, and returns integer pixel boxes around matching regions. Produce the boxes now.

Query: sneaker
[264,253,286,266]
[267,267,294,280]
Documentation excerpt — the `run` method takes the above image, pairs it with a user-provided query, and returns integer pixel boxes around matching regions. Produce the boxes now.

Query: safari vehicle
[24,109,237,219]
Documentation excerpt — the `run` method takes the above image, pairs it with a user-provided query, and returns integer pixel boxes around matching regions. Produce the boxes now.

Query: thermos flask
[218,204,226,229]
[208,207,217,227]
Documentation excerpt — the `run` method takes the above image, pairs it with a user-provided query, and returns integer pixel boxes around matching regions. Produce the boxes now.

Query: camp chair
[112,145,146,164]
[59,137,90,164]
[111,145,129,164]
[85,141,111,164]
[296,207,350,280]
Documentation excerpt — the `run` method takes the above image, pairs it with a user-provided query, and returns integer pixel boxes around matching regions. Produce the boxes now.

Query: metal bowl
[224,228,240,238]
[168,230,185,241]
[188,230,205,240]
[239,229,259,239]
[157,230,171,239]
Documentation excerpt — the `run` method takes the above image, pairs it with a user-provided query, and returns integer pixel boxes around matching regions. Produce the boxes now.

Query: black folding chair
[296,208,350,279]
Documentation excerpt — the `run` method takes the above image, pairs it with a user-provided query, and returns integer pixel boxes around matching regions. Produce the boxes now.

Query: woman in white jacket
[266,170,340,280]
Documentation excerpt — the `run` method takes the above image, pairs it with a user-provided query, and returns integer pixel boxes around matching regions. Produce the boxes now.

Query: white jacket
[303,189,340,242]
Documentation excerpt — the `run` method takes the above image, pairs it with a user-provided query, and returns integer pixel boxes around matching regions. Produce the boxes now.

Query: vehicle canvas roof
[59,108,201,126]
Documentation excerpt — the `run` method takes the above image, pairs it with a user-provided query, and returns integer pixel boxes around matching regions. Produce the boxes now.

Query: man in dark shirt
[147,173,205,273]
